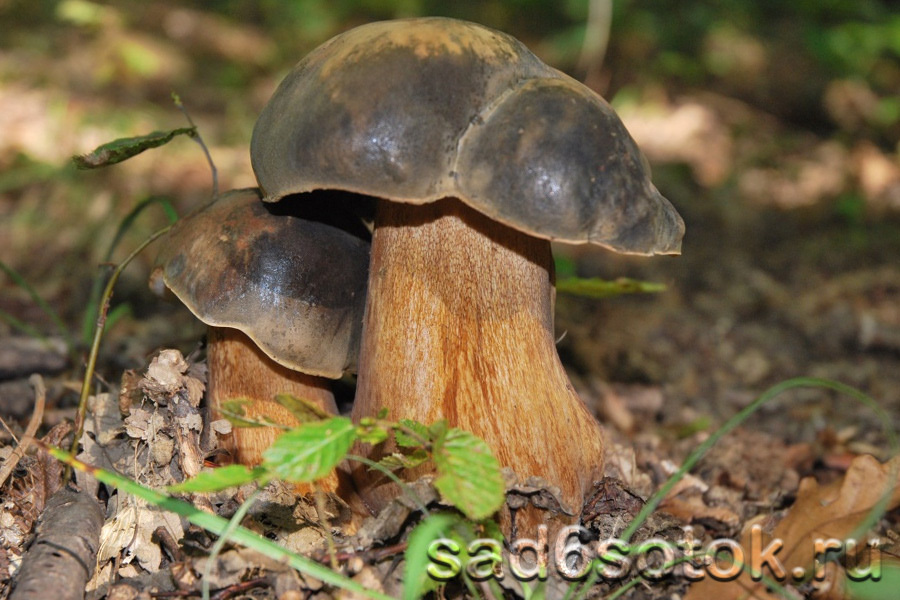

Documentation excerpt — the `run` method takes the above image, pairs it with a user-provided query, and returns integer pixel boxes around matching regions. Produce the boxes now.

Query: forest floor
[1,5,899,600]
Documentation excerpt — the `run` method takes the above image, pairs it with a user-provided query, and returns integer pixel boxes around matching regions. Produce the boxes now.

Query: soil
[3,155,898,599]
[2,9,900,600]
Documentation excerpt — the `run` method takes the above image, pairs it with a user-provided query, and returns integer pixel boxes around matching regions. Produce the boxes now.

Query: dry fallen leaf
[141,349,205,407]
[686,454,900,600]
[135,349,207,478]
[96,494,185,572]
[660,493,742,532]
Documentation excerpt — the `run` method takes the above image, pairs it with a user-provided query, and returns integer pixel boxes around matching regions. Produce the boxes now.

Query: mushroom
[250,18,684,528]
[152,187,370,489]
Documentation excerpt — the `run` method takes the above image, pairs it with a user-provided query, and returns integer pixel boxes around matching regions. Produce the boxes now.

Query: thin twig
[153,526,186,563]
[0,374,47,488]
[316,540,408,565]
[0,414,19,444]
[150,578,268,599]
[69,225,173,462]
[172,93,218,199]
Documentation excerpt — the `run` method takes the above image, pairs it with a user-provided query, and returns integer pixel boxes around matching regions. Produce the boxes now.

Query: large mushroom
[251,18,684,528]
[152,188,370,489]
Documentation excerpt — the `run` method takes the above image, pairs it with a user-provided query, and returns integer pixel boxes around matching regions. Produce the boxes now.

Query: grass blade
[0,259,74,354]
[556,276,665,299]
[47,447,393,600]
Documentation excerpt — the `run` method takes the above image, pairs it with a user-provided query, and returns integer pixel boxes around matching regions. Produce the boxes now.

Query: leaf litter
[685,454,900,600]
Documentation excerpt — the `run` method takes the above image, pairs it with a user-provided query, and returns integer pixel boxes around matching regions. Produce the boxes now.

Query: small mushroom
[251,18,684,528]
[152,188,370,486]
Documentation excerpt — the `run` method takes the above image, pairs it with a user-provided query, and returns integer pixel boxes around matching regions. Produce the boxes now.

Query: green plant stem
[69,224,173,460]
[81,195,178,346]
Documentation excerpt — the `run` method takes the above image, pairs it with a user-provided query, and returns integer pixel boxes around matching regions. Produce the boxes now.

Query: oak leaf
[685,454,900,600]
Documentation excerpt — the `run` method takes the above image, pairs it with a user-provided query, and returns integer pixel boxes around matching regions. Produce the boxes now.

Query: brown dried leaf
[136,349,206,478]
[141,349,191,404]
[3,422,73,532]
[34,421,71,498]
[659,493,742,531]
[686,454,900,600]
[118,369,143,415]
[123,407,155,441]
[603,440,654,497]
[97,495,185,571]
[86,392,126,445]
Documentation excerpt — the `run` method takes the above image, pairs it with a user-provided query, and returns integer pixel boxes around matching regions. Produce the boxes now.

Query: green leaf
[395,419,430,448]
[847,560,900,600]
[432,428,504,520]
[403,513,463,600]
[72,127,196,169]
[274,393,331,423]
[263,417,356,483]
[428,419,449,441]
[167,465,267,493]
[377,449,429,471]
[220,398,266,428]
[102,302,131,333]
[556,276,666,299]
[356,423,390,445]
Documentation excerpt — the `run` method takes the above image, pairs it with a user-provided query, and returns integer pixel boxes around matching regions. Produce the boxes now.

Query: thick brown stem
[351,198,604,532]
[206,326,342,492]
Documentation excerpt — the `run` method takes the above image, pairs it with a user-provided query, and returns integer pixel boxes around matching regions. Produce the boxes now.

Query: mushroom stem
[207,326,342,491]
[351,197,605,531]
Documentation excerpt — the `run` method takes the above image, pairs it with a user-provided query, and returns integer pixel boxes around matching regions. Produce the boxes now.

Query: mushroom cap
[251,17,684,255]
[154,188,369,379]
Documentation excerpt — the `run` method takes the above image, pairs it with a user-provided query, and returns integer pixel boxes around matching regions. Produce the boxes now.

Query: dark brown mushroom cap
[154,188,369,379]
[251,17,684,255]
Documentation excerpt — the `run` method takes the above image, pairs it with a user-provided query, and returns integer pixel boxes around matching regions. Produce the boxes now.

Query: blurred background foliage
[4,0,898,133]
[0,0,898,371]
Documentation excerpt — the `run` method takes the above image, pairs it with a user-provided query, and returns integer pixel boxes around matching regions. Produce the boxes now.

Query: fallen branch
[9,487,104,600]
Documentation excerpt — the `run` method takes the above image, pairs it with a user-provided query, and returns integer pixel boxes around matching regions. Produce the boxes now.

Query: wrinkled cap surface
[252,17,684,255]
[155,188,370,378]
